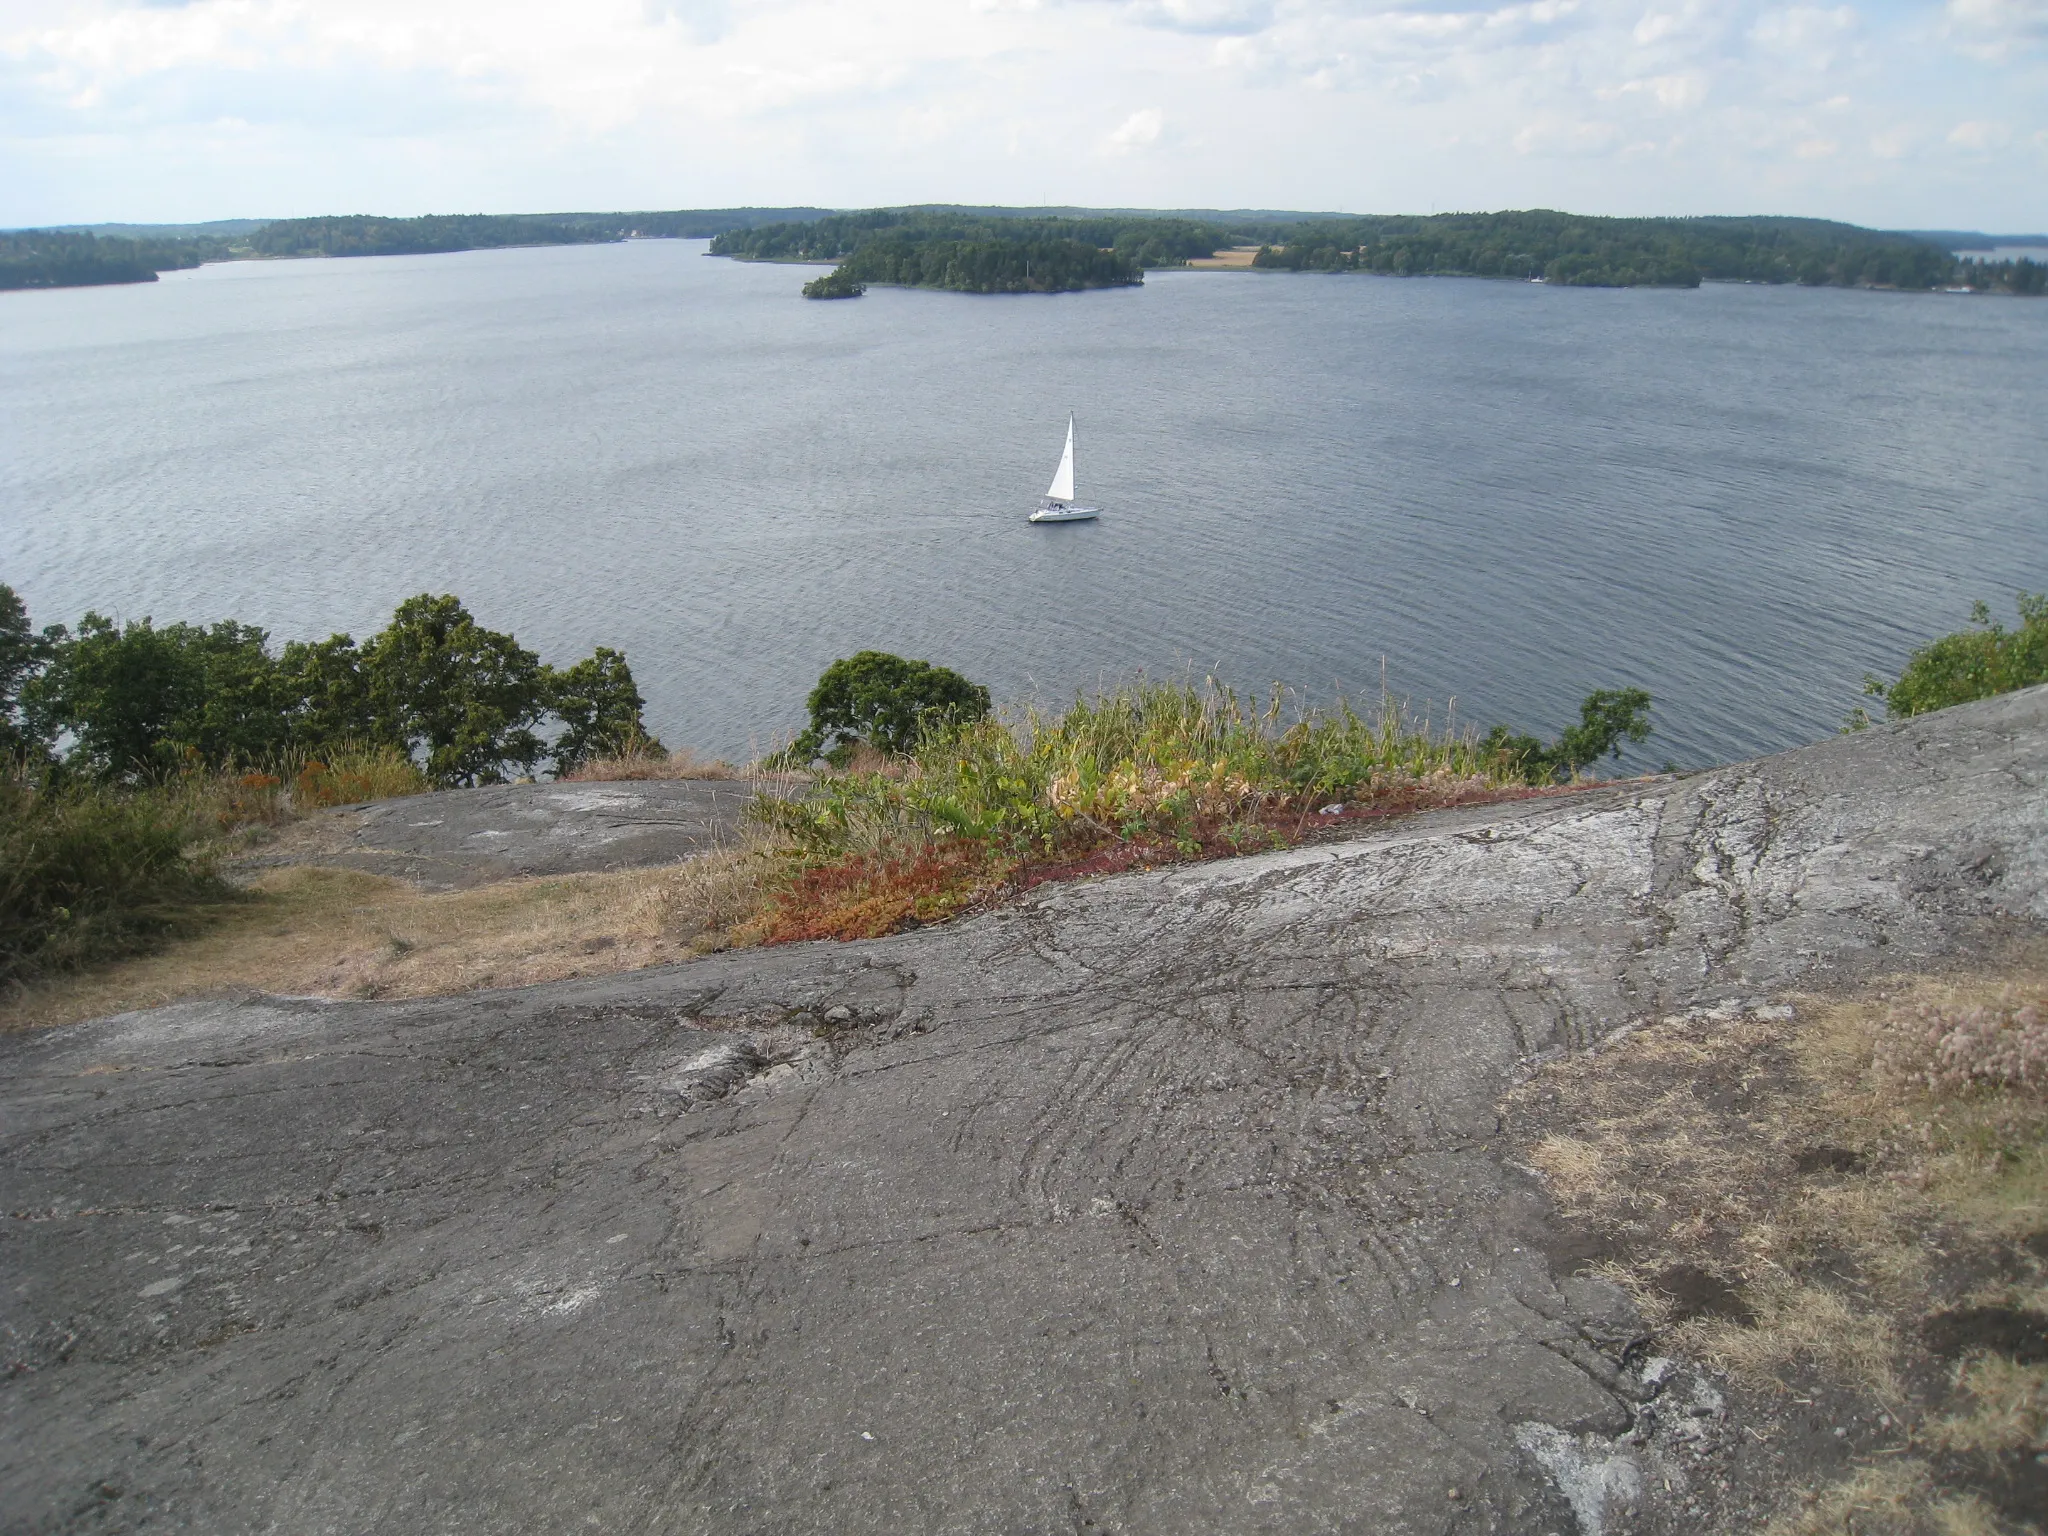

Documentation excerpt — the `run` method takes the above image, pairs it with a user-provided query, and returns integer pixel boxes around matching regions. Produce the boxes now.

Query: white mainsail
[1045,416,1076,502]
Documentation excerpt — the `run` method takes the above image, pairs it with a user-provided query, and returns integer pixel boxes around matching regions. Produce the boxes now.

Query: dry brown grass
[1762,1463,2003,1536]
[1507,954,2048,1532]
[1929,1356,2048,1456]
[0,847,779,1031]
[562,746,744,782]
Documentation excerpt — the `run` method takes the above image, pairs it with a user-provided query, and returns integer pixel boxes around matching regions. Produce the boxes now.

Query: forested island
[1243,211,2048,292]
[713,209,1232,294]
[0,229,225,290]
[717,206,2047,298]
[0,208,821,291]
[4,204,2043,296]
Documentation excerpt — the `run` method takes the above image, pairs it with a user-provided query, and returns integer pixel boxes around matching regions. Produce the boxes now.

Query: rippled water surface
[3,241,2043,767]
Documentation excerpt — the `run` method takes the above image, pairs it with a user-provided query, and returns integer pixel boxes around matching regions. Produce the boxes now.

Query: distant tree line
[712,210,1230,269]
[550,208,837,239]
[246,214,618,260]
[6,206,2042,296]
[0,230,226,291]
[0,210,843,291]
[0,586,657,787]
[1245,211,2040,292]
[1952,256,2048,296]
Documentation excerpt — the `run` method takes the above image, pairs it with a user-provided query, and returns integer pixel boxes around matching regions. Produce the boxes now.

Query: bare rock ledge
[5,687,2045,1534]
[230,777,765,891]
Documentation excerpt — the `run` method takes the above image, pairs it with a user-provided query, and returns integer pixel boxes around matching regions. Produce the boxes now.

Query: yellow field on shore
[1186,246,1262,269]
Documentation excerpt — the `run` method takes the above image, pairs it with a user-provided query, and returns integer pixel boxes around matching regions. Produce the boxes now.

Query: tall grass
[759,681,1507,855]
[288,743,431,808]
[745,681,1526,940]
[2,744,429,992]
[1,772,230,988]
[563,745,742,782]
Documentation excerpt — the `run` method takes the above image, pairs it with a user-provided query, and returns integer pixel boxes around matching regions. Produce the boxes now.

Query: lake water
[3,241,2044,771]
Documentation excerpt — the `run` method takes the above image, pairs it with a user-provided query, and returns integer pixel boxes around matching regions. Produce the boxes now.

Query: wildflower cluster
[1874,990,2048,1094]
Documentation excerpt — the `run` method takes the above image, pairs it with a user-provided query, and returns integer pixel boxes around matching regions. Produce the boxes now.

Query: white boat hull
[1029,502,1099,523]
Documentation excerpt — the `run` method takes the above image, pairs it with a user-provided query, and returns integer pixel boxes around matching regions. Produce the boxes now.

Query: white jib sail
[1045,417,1076,502]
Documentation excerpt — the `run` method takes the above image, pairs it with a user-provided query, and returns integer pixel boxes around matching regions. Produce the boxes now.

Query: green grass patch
[748,681,1564,940]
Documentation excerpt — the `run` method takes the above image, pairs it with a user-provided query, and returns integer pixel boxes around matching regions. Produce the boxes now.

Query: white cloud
[1945,0,2048,57]
[1107,0,1274,35]
[1103,105,1165,150]
[1947,117,2013,149]
[1600,71,1710,110]
[0,0,2041,228]
[1513,114,1623,155]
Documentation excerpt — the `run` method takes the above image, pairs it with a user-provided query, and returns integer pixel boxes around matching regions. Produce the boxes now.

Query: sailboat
[1028,415,1100,523]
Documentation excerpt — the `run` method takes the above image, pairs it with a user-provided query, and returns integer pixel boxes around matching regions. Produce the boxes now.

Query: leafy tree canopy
[23,613,288,779]
[802,268,866,300]
[789,651,993,765]
[360,595,550,786]
[0,584,56,758]
[548,646,664,776]
[5,588,656,788]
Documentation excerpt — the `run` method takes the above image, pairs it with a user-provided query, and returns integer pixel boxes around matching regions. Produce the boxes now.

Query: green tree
[1487,688,1654,784]
[0,584,56,760]
[547,647,661,776]
[361,595,548,786]
[789,650,992,765]
[1866,594,2048,719]
[801,269,866,299]
[24,614,288,779]
[277,633,378,752]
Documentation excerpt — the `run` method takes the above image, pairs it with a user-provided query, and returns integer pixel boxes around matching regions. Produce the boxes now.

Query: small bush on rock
[1484,688,1654,783]
[1866,594,2048,720]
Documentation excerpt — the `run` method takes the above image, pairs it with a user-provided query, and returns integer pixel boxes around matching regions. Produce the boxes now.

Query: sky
[2,0,2044,231]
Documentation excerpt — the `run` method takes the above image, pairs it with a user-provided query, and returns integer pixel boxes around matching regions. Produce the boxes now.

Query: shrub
[754,844,997,943]
[0,772,229,988]
[1484,688,1654,784]
[563,746,738,782]
[786,651,992,766]
[749,676,1651,943]
[1867,594,2048,719]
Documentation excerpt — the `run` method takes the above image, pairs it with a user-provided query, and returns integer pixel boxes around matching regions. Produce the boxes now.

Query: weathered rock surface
[5,688,2045,1535]
[230,778,763,889]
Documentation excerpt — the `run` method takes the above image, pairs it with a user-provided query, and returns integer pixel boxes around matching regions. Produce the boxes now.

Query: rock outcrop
[5,688,2044,1534]
[231,777,762,890]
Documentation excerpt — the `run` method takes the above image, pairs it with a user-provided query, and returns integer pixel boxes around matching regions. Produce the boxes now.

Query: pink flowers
[1875,991,2048,1095]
